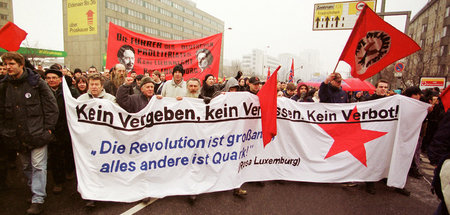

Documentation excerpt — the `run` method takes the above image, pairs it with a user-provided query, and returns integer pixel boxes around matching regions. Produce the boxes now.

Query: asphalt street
[0,154,440,215]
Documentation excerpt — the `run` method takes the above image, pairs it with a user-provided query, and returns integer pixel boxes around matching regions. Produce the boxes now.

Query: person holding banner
[159,64,186,99]
[116,76,155,113]
[185,78,201,98]
[77,74,116,103]
[0,52,59,215]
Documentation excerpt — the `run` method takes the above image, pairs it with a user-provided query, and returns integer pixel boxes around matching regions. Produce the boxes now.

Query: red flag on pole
[288,59,294,83]
[257,65,280,147]
[0,22,27,52]
[339,6,420,80]
[266,66,271,81]
[441,86,450,112]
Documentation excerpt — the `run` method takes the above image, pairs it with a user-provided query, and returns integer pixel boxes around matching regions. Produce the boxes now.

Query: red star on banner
[318,106,388,167]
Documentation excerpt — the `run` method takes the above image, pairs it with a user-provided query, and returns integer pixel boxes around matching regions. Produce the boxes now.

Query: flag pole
[332,60,340,74]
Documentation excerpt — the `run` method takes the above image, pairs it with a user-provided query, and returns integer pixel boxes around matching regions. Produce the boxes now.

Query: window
[128,9,143,19]
[0,2,7,8]
[127,0,143,6]
[0,14,7,20]
[161,0,172,6]
[173,35,183,40]
[173,24,183,31]
[145,27,158,35]
[144,2,159,12]
[184,18,193,25]
[194,13,202,20]
[129,23,144,32]
[160,8,172,17]
[160,31,172,39]
[106,1,126,13]
[443,26,447,38]
[184,28,193,34]
[160,20,172,28]
[446,7,450,17]
[173,3,183,11]
[107,16,127,27]
[193,31,202,37]
[173,14,183,21]
[194,22,202,29]
[145,15,159,24]
[184,8,193,16]
[202,17,211,24]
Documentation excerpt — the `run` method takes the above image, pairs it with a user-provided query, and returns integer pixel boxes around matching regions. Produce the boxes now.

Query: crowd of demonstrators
[1,50,448,213]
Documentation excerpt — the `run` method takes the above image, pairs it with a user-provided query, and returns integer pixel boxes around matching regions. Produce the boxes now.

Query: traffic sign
[394,62,404,72]
[312,0,377,31]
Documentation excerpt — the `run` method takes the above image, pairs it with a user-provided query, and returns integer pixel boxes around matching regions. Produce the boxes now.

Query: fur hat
[140,77,154,89]
[44,69,62,77]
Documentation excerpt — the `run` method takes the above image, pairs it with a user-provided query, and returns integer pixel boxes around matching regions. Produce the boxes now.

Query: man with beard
[104,64,126,96]
[185,78,201,98]
[291,83,314,102]
[319,73,347,103]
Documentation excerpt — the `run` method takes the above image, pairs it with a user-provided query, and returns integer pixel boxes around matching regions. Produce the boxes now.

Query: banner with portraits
[106,23,222,80]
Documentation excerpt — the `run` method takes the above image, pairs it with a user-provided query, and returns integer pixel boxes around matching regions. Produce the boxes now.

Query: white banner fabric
[63,82,429,202]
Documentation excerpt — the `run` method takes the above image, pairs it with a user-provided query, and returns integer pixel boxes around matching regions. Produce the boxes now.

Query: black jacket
[0,68,58,149]
[116,84,152,113]
[52,83,80,144]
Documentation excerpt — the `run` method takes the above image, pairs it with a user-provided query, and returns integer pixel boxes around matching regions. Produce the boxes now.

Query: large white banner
[63,82,429,202]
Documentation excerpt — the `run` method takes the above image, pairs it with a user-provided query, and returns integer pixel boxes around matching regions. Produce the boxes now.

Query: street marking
[120,198,158,215]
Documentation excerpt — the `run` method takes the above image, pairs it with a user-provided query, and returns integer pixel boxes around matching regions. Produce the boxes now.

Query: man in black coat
[44,69,80,195]
[0,52,59,214]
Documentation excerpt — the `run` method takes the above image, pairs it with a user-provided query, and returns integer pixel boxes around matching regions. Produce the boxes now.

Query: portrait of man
[117,45,135,73]
[195,48,213,72]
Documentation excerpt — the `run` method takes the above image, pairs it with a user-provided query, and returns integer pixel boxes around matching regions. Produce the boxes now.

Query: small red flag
[288,59,294,83]
[0,22,27,51]
[339,6,420,80]
[441,86,450,112]
[266,66,271,81]
[257,65,280,147]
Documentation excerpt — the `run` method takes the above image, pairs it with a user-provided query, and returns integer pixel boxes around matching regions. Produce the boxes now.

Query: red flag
[288,59,294,83]
[0,22,27,51]
[339,6,420,80]
[266,66,271,81]
[441,86,450,112]
[258,65,280,147]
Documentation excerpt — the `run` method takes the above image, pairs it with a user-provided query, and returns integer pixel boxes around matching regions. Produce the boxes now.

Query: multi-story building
[241,49,280,78]
[0,0,13,27]
[62,0,224,72]
[406,0,450,86]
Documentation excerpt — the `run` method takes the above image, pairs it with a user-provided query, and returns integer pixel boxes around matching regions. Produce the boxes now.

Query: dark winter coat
[116,84,152,113]
[0,68,59,150]
[318,82,347,103]
[52,83,80,144]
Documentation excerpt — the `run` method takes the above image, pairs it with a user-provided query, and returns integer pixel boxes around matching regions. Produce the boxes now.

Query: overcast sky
[12,0,428,73]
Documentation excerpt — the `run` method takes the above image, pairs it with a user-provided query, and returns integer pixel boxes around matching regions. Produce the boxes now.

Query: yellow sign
[67,0,97,36]
[313,0,376,31]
